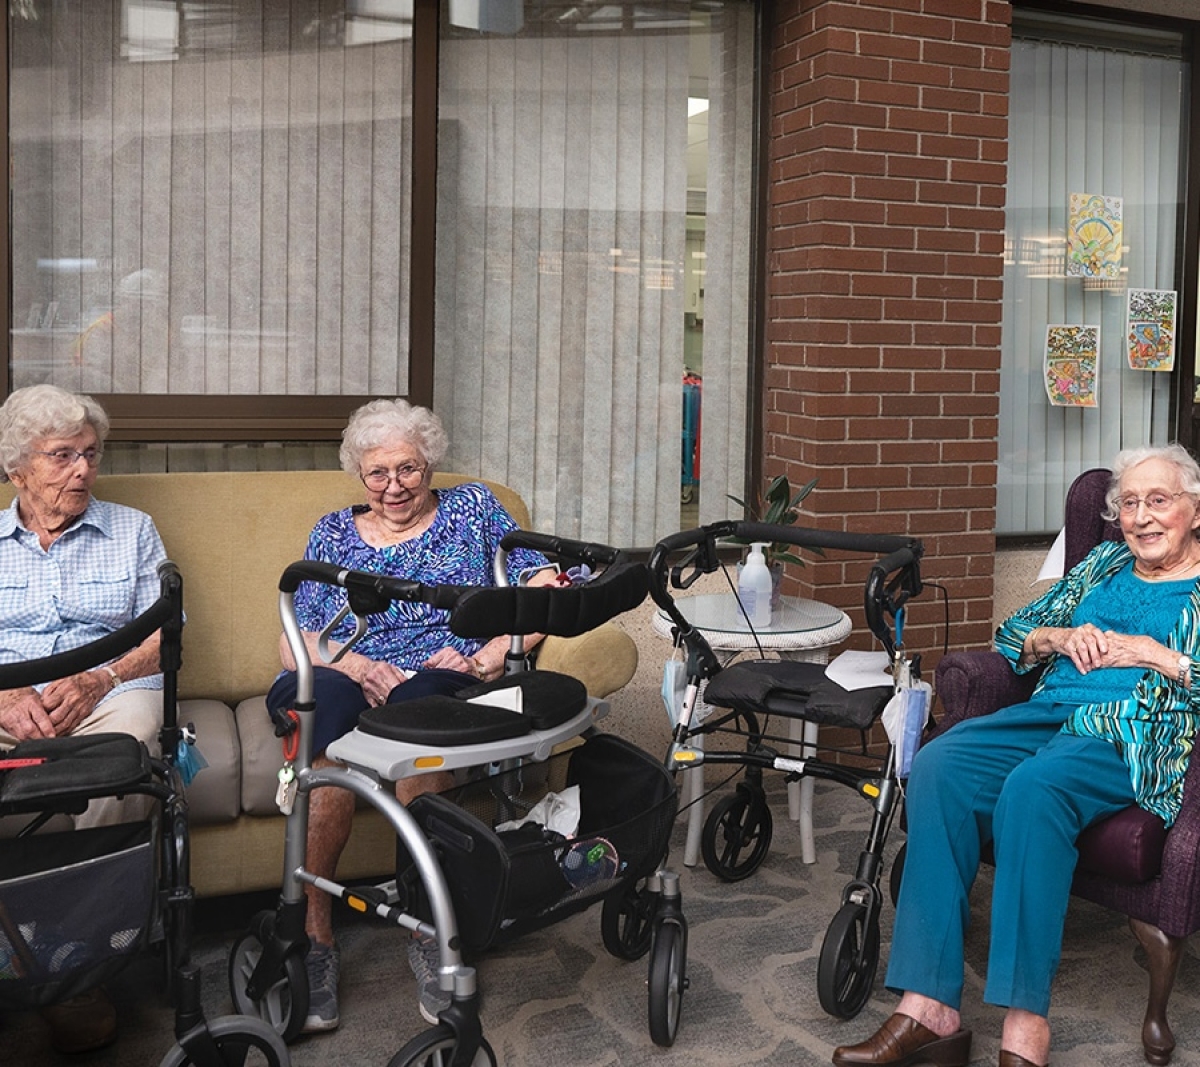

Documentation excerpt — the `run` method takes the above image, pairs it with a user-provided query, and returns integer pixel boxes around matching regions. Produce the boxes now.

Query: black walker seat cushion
[702,660,892,731]
[358,672,589,746]
[458,672,588,731]
[0,734,151,815]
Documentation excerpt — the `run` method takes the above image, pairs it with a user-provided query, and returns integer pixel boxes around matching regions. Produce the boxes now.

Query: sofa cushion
[181,700,242,825]
[235,696,287,816]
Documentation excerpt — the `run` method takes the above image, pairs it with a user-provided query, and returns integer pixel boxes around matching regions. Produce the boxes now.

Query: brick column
[764,0,1011,659]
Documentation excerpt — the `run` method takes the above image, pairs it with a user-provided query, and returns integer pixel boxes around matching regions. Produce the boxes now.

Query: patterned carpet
[3,770,1200,1067]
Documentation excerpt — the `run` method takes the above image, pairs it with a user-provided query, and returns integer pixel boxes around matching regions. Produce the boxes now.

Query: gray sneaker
[302,942,340,1033]
[408,933,451,1024]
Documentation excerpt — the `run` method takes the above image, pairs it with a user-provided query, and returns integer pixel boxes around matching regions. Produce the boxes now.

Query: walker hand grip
[500,531,626,568]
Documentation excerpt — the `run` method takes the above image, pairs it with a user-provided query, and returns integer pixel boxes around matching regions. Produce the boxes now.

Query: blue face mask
[661,658,686,725]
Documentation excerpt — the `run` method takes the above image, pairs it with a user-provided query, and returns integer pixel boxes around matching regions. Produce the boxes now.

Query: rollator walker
[648,520,927,1018]
[229,532,689,1064]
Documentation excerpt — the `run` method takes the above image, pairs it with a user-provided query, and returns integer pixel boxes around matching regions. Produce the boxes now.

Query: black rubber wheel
[889,842,906,908]
[817,901,880,1019]
[228,922,308,1043]
[700,789,773,881]
[386,1025,497,1067]
[647,921,688,1047]
[158,1014,290,1067]
[600,880,659,961]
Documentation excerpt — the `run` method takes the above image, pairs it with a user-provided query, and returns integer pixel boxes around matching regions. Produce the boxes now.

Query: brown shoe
[39,988,117,1054]
[832,1012,972,1067]
[998,1053,1047,1067]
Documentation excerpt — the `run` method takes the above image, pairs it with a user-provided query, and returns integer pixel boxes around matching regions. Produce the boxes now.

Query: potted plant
[727,474,819,609]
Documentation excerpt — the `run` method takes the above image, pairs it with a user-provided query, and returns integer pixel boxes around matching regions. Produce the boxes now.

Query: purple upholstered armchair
[934,467,1200,1067]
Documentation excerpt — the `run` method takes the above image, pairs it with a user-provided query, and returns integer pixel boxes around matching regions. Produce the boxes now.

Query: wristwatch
[1177,654,1192,689]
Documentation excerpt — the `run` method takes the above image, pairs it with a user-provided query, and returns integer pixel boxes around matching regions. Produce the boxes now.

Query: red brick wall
[764,0,1011,663]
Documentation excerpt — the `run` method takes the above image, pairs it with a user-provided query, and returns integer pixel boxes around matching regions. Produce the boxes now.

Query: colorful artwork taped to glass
[1044,324,1099,407]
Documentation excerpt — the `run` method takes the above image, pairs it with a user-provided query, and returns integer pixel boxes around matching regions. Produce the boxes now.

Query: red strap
[281,710,301,762]
[0,757,48,770]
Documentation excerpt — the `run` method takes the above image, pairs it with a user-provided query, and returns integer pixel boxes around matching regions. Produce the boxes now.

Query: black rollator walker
[0,561,290,1066]
[648,520,926,1019]
[229,532,688,1064]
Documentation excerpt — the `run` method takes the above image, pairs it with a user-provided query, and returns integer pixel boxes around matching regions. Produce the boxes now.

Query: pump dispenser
[737,542,773,628]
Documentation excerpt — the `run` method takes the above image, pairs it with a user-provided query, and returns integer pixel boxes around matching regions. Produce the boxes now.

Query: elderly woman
[0,384,170,1054]
[0,385,167,827]
[834,443,1200,1067]
[265,397,555,1035]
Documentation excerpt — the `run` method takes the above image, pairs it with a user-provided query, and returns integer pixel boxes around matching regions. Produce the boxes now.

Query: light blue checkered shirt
[0,497,168,698]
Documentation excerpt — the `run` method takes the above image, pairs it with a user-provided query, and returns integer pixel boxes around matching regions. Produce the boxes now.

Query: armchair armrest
[933,650,1040,739]
[1155,750,1200,937]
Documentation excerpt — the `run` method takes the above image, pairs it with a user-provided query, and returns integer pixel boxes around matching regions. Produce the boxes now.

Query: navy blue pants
[886,697,1136,1016]
[266,666,475,755]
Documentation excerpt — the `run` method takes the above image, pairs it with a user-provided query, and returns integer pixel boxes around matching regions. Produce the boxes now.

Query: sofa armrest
[535,623,638,699]
[933,650,1040,739]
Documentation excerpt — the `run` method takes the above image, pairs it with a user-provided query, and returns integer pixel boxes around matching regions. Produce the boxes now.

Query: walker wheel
[700,788,773,881]
[647,920,688,1047]
[386,1024,497,1067]
[601,880,660,960]
[228,918,308,1043]
[817,901,880,1019]
[158,1014,290,1067]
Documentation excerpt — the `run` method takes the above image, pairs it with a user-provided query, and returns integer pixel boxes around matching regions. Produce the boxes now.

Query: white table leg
[787,717,819,864]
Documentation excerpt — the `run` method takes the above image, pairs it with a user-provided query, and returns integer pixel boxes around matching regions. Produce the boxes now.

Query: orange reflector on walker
[863,783,880,799]
[347,895,369,913]
[413,756,445,769]
[672,751,698,764]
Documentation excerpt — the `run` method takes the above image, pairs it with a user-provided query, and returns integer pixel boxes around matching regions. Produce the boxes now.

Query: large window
[6,0,757,545]
[997,11,1189,535]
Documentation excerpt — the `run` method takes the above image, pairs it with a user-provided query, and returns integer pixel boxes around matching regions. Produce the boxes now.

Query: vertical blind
[433,6,754,547]
[998,25,1185,535]
[10,1,413,397]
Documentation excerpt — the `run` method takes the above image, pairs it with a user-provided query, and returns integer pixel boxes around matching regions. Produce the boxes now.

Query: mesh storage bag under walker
[396,732,677,953]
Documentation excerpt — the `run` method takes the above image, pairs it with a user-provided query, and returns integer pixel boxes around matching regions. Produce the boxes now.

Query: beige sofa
[0,471,639,897]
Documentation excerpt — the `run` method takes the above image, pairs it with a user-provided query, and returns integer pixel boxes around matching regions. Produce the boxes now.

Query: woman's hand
[1042,623,1109,674]
[40,672,108,735]
[351,654,410,706]
[423,646,483,678]
[0,687,56,740]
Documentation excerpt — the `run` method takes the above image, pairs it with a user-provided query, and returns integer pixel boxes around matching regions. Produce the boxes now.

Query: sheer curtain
[434,4,754,546]
[997,21,1186,535]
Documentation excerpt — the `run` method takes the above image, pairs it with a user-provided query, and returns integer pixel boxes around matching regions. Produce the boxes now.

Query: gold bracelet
[469,656,488,681]
[1025,628,1044,663]
[102,665,121,690]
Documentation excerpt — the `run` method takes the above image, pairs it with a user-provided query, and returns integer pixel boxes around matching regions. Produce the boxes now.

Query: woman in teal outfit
[833,444,1200,1067]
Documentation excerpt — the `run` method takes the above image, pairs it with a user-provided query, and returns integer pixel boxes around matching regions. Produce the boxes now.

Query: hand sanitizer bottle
[738,542,773,628]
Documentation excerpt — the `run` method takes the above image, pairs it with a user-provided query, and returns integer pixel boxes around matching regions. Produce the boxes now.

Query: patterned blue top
[0,497,168,698]
[995,540,1200,825]
[293,483,548,669]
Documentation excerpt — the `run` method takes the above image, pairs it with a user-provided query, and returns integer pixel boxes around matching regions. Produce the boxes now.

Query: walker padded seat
[703,660,892,731]
[358,696,531,747]
[357,672,589,747]
[0,733,151,814]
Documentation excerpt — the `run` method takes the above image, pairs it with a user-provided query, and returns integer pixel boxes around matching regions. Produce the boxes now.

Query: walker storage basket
[0,821,156,1008]
[396,732,677,952]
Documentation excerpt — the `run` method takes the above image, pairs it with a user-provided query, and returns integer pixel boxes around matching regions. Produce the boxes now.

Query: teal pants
[885,697,1135,1016]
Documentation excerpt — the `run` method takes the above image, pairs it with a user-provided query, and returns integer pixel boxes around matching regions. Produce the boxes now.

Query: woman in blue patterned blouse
[833,444,1200,1067]
[266,397,555,1033]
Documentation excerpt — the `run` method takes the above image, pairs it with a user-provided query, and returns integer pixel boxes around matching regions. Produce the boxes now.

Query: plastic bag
[495,784,581,838]
[881,680,931,778]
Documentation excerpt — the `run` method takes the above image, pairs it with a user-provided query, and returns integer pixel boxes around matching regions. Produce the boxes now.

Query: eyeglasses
[34,448,103,469]
[360,464,426,491]
[1117,491,1189,515]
